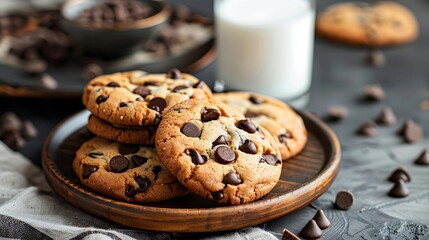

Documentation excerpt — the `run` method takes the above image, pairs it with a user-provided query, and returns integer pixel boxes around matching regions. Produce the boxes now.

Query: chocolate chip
[239,140,257,154]
[1,132,25,151]
[181,122,201,138]
[133,86,151,98]
[282,228,300,240]
[88,152,103,158]
[201,108,220,122]
[388,166,411,182]
[107,82,120,88]
[278,132,291,144]
[335,190,354,210]
[212,135,227,148]
[119,144,139,155]
[327,105,348,121]
[223,172,242,185]
[172,85,188,92]
[249,95,264,104]
[356,121,377,136]
[148,97,167,112]
[299,220,323,239]
[118,102,128,108]
[131,155,148,167]
[400,119,423,143]
[0,112,21,133]
[167,68,182,79]
[135,175,151,192]
[39,73,58,90]
[23,59,47,75]
[144,81,161,86]
[313,209,330,229]
[388,179,410,198]
[152,166,162,180]
[237,119,257,133]
[215,146,236,164]
[375,106,396,125]
[366,48,385,68]
[186,149,207,165]
[82,164,98,179]
[212,191,224,200]
[364,84,385,102]
[96,94,108,104]
[193,80,204,88]
[82,63,103,82]
[109,155,129,173]
[125,186,136,197]
[244,111,260,118]
[260,154,281,165]
[414,149,429,166]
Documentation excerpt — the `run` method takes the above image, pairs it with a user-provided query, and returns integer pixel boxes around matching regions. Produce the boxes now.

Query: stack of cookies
[73,69,308,205]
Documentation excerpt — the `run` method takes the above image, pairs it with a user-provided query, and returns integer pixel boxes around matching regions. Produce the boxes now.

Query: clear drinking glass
[215,0,316,106]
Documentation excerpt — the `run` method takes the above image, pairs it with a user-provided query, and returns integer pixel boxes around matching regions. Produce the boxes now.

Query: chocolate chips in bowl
[61,0,172,58]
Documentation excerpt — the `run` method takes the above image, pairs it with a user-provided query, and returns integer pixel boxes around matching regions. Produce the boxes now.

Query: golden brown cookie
[214,92,307,160]
[155,99,282,205]
[72,137,188,202]
[82,70,213,127]
[316,1,418,46]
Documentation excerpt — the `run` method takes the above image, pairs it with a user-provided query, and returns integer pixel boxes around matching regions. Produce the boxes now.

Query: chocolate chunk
[388,166,411,182]
[313,209,330,229]
[172,85,188,92]
[119,102,128,107]
[21,120,38,139]
[167,68,182,79]
[82,164,98,179]
[0,112,22,133]
[388,179,410,198]
[193,80,204,88]
[327,105,348,121]
[356,121,377,136]
[201,108,220,122]
[135,175,151,192]
[212,135,227,147]
[237,119,257,133]
[144,81,161,86]
[148,97,167,112]
[244,110,260,118]
[181,122,201,138]
[215,146,236,164]
[23,59,47,75]
[223,172,242,185]
[133,86,151,98]
[82,63,103,82]
[96,94,108,104]
[335,190,354,210]
[107,82,120,88]
[125,186,136,197]
[186,149,207,165]
[152,166,162,180]
[1,131,25,151]
[400,119,423,143]
[414,149,429,166]
[366,49,385,68]
[131,155,148,167]
[39,73,58,90]
[249,95,264,104]
[109,155,129,173]
[364,84,385,101]
[260,154,281,165]
[282,228,300,240]
[278,132,291,144]
[88,152,103,158]
[299,220,323,239]
[119,144,139,155]
[212,191,224,200]
[239,139,257,154]
[375,106,396,125]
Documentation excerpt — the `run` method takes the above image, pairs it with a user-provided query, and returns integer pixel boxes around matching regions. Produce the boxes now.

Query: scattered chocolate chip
[260,154,281,165]
[96,94,108,104]
[375,106,396,125]
[23,59,47,75]
[39,73,58,90]
[109,155,129,173]
[327,105,348,121]
[152,166,162,180]
[125,186,136,197]
[1,131,25,151]
[135,175,151,192]
[313,209,330,229]
[148,97,167,112]
[167,68,182,79]
[244,110,260,118]
[414,149,429,166]
[186,149,207,165]
[400,119,423,143]
[82,164,98,179]
[131,155,148,167]
[239,139,257,154]
[388,166,411,182]
[20,120,37,139]
[181,122,201,138]
[193,80,204,88]
[144,81,161,86]
[0,112,22,133]
[172,85,188,92]
[88,152,103,158]
[388,179,410,198]
[356,120,377,136]
[366,48,385,68]
[212,191,224,200]
[237,119,257,133]
[364,84,385,102]
[215,146,236,164]
[119,144,139,155]
[282,228,300,240]
[223,172,242,185]
[212,135,227,148]
[278,132,291,144]
[119,102,128,107]
[335,190,354,210]
[299,220,323,239]
[201,108,220,122]
[107,82,120,88]
[82,63,103,82]
[133,86,151,98]
[249,95,264,104]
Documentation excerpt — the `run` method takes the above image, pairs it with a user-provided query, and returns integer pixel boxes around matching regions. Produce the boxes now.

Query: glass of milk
[215,0,316,106]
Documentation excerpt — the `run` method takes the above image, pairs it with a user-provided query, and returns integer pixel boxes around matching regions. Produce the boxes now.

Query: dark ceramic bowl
[61,0,171,58]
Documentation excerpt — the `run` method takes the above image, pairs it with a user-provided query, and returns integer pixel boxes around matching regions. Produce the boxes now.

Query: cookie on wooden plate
[155,99,282,205]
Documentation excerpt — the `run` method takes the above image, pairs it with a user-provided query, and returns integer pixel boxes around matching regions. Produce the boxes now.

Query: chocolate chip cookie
[316,2,418,46]
[214,92,307,160]
[155,99,282,205]
[82,70,213,127]
[73,137,188,202]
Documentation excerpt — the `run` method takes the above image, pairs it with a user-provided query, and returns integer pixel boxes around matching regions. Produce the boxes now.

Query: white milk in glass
[215,0,315,101]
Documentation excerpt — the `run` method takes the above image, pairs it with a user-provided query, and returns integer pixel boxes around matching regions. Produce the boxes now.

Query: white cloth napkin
[0,142,278,240]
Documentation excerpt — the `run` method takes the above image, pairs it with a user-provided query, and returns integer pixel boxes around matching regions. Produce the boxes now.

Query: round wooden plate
[42,110,341,233]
